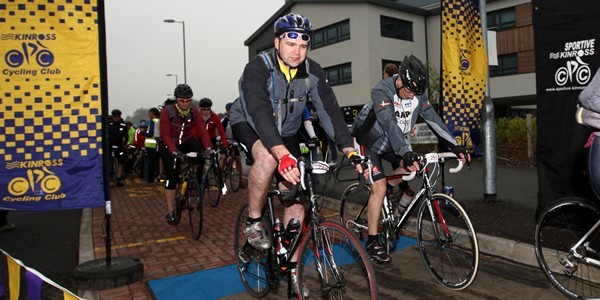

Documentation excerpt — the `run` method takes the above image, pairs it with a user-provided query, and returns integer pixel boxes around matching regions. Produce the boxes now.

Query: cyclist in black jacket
[108,109,128,187]
[229,13,362,294]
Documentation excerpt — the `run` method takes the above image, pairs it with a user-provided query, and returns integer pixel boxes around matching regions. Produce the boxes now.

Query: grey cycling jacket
[229,49,353,151]
[352,75,457,156]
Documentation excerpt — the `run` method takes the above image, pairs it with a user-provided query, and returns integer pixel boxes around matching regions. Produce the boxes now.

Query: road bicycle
[109,145,120,187]
[234,157,378,299]
[222,145,243,193]
[535,196,600,299]
[129,147,147,179]
[339,152,479,290]
[202,150,226,208]
[173,152,203,240]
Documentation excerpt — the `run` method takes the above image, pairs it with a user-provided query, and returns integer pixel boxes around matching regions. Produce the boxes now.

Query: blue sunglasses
[280,32,310,42]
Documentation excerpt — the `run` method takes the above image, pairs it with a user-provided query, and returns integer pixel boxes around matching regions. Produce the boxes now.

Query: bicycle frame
[349,153,463,238]
[568,219,600,267]
[263,160,315,269]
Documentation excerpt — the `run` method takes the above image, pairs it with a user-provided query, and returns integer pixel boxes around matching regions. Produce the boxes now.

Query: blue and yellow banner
[0,0,105,210]
[441,0,488,153]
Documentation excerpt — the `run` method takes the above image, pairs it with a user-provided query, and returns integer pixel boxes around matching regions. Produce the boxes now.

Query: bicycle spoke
[535,198,600,299]
[417,195,479,290]
[297,221,378,299]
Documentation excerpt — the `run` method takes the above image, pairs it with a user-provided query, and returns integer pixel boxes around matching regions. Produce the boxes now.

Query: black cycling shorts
[362,147,402,182]
[232,122,301,183]
[159,137,202,190]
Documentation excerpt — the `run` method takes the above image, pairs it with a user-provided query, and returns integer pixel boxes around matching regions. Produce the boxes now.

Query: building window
[380,15,413,41]
[490,53,518,77]
[325,63,352,86]
[312,19,350,50]
[487,8,515,31]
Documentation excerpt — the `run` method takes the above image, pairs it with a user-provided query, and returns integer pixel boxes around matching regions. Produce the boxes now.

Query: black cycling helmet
[199,98,212,108]
[399,55,428,95]
[111,109,122,117]
[274,13,313,37]
[225,102,233,111]
[174,83,193,99]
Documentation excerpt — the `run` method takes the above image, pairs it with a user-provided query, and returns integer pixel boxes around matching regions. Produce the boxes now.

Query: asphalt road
[0,156,553,299]
[0,209,81,299]
[223,244,565,300]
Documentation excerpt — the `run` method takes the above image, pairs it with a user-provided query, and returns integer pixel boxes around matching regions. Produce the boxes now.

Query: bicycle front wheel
[110,157,118,187]
[233,203,273,297]
[417,193,479,290]
[204,166,221,208]
[229,157,243,192]
[297,220,378,300]
[535,197,600,300]
[339,182,371,241]
[187,177,203,240]
[173,182,184,225]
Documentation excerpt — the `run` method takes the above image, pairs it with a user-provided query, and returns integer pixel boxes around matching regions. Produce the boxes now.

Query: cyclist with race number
[352,54,470,263]
[229,13,363,295]
[159,84,213,225]
[196,98,228,186]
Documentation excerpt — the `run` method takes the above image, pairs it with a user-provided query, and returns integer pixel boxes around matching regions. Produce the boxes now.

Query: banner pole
[480,0,498,201]
[72,0,143,291]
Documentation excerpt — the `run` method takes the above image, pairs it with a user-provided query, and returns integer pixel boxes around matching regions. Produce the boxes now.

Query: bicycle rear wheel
[229,157,243,192]
[339,182,371,241]
[535,197,600,300]
[233,203,273,297]
[297,220,378,299]
[417,193,479,290]
[187,177,203,240]
[204,166,221,208]
[109,157,118,187]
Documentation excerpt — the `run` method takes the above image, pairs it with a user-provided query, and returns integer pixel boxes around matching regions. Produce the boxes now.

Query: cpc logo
[7,166,61,196]
[459,49,471,71]
[5,41,55,68]
[555,56,591,86]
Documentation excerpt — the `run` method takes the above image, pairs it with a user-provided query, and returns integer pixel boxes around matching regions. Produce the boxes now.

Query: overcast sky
[104,0,284,118]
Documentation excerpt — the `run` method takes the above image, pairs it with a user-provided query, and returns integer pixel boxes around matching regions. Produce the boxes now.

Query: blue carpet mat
[147,237,416,299]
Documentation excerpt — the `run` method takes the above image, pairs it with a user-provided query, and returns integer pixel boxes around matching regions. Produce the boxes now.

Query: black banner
[533,0,600,216]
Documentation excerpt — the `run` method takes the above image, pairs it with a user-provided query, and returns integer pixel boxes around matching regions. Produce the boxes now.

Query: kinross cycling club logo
[547,39,595,92]
[1,32,61,77]
[4,159,65,203]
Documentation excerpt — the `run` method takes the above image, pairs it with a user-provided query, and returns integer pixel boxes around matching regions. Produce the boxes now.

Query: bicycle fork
[425,196,453,244]
[310,224,344,294]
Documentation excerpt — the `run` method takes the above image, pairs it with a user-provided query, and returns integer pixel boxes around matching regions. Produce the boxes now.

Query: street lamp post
[163,19,187,84]
[165,73,178,86]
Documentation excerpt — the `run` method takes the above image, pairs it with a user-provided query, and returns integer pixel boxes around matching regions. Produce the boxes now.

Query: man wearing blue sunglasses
[229,13,363,297]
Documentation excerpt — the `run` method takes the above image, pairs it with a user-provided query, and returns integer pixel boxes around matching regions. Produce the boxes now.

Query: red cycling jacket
[159,104,212,153]
[199,112,228,148]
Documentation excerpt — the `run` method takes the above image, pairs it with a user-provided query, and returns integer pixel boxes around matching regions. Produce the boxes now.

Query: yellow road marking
[95,236,186,251]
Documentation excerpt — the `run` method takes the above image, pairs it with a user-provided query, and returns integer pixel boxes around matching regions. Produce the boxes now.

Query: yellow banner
[0,0,105,210]
[441,0,488,151]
